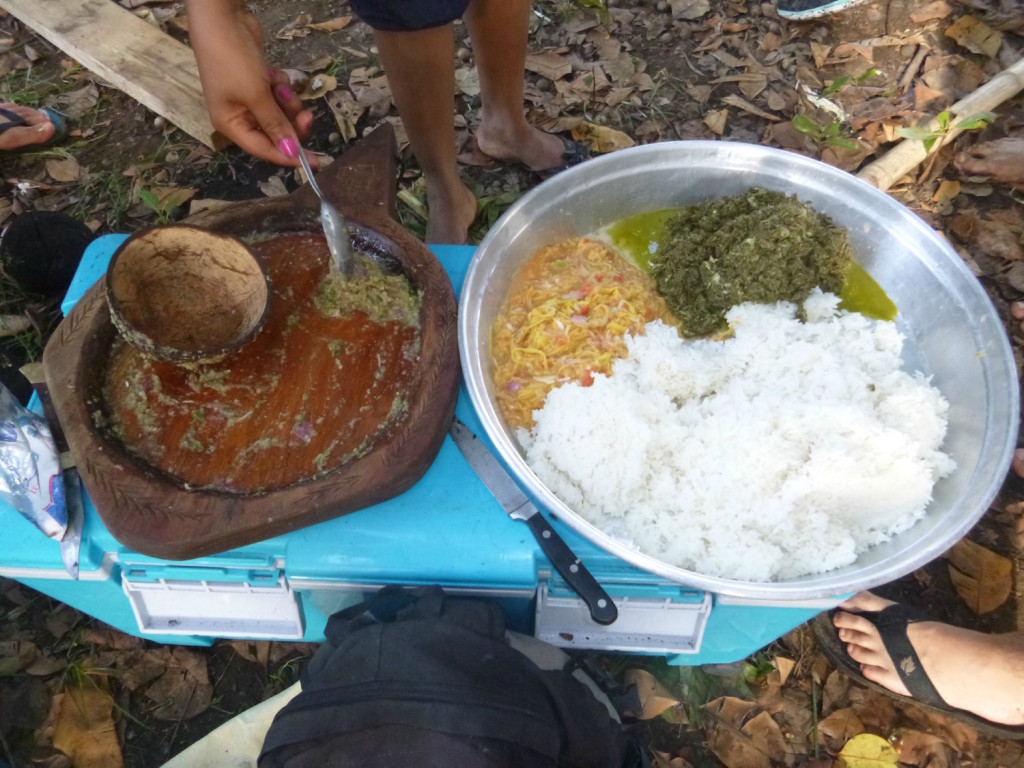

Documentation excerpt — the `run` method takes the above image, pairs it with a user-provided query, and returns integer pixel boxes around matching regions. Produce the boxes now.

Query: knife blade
[58,456,83,580]
[450,417,617,625]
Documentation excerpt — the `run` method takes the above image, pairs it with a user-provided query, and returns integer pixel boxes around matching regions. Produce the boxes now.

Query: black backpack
[258,586,635,768]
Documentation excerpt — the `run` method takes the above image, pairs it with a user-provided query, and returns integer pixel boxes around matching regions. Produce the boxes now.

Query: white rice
[519,289,955,581]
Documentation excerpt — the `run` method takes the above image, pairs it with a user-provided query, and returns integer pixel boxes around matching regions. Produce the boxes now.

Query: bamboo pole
[857,57,1024,191]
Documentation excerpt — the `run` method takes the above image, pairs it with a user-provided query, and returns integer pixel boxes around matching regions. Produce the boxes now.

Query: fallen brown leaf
[652,751,693,768]
[892,728,954,768]
[525,51,573,81]
[307,15,352,32]
[810,42,832,69]
[325,90,365,142]
[848,687,899,732]
[622,668,685,720]
[669,0,710,19]
[45,157,81,183]
[116,648,172,692]
[944,15,1002,58]
[50,83,99,119]
[818,707,866,751]
[52,684,123,768]
[720,94,779,122]
[704,108,728,135]
[913,83,949,112]
[143,646,212,721]
[24,655,66,677]
[276,12,313,40]
[706,722,773,768]
[900,703,979,754]
[774,657,795,686]
[932,179,961,207]
[299,73,338,100]
[258,176,289,198]
[572,122,634,153]
[742,710,787,762]
[822,669,851,714]
[0,639,41,675]
[945,537,1013,614]
[909,1,952,22]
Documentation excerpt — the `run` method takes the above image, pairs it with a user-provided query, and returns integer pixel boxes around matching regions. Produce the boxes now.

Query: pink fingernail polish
[275,84,293,101]
[279,137,298,158]
[267,67,277,80]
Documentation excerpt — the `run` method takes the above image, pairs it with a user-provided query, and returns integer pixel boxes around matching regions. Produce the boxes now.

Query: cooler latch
[535,582,711,654]
[121,566,304,639]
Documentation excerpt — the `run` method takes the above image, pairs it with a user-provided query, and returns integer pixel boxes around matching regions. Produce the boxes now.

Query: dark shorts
[348,0,472,31]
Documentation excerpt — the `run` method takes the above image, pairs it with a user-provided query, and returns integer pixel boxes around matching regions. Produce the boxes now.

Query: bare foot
[833,591,1024,725]
[0,103,56,152]
[1010,300,1024,338]
[955,137,1024,189]
[475,120,568,172]
[424,179,478,245]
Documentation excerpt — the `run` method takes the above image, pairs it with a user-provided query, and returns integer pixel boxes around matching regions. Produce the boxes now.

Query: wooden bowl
[42,125,461,560]
[106,226,270,364]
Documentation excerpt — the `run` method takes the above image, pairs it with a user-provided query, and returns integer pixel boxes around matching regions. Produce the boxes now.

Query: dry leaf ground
[1,0,1023,766]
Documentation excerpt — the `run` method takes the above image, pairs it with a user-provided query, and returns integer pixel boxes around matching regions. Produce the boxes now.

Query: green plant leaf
[936,110,951,130]
[957,111,996,131]
[827,137,861,151]
[821,76,850,98]
[895,126,940,141]
[791,114,820,137]
[137,188,159,209]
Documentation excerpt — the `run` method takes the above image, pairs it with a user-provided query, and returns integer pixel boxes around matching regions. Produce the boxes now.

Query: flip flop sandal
[811,606,1024,740]
[0,106,68,150]
[530,133,591,181]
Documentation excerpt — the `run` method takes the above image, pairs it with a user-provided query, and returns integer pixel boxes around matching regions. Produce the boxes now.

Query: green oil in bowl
[604,207,898,322]
[602,208,678,271]
[839,261,897,321]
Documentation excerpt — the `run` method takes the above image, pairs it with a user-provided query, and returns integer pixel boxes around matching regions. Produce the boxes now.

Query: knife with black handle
[450,417,618,625]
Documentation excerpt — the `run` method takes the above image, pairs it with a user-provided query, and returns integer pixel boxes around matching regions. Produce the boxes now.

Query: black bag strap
[323,584,505,645]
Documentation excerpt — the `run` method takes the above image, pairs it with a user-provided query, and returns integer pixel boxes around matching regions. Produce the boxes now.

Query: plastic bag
[0,383,66,539]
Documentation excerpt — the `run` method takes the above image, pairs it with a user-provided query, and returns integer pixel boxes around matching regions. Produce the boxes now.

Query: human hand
[185,0,315,167]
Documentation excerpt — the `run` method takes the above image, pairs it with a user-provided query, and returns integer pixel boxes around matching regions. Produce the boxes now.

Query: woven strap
[869,603,949,708]
[0,107,27,131]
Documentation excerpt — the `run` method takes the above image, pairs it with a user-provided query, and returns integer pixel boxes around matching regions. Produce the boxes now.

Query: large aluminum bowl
[459,141,1019,601]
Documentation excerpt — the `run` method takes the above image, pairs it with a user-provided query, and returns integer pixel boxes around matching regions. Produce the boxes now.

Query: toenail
[275,85,292,101]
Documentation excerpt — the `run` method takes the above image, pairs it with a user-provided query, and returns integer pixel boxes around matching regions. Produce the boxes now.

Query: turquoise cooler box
[0,235,831,663]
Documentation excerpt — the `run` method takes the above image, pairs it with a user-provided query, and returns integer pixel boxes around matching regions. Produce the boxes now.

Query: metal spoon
[296,148,354,278]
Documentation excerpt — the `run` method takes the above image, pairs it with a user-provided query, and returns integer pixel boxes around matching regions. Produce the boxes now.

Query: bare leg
[465,0,567,171]
[0,104,55,151]
[374,25,477,244]
[833,591,1024,725]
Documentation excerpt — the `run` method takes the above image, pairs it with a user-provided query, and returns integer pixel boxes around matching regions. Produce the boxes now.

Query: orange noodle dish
[491,237,676,430]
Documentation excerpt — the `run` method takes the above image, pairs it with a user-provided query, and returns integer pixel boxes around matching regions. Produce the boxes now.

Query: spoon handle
[296,150,326,201]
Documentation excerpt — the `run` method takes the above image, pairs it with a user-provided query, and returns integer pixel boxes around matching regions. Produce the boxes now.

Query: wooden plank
[0,0,225,149]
